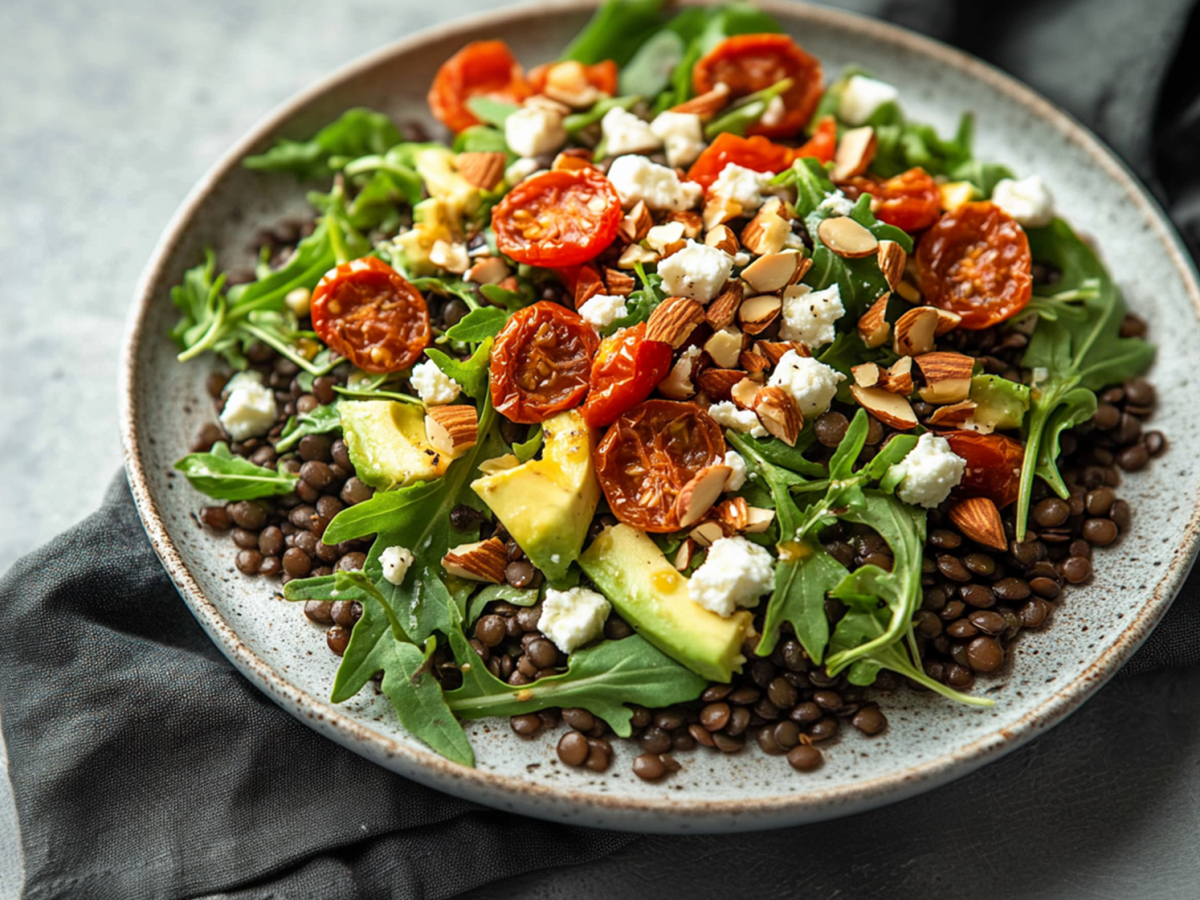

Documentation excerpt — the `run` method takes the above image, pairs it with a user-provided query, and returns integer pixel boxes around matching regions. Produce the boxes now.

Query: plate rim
[119,0,1200,830]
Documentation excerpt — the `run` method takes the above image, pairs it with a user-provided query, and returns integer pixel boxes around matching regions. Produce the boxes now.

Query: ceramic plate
[120,0,1200,832]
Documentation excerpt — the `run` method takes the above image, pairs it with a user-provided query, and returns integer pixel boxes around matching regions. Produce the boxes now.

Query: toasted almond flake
[715,496,750,532]
[949,496,1007,550]
[646,296,706,348]
[665,210,704,238]
[878,355,914,395]
[739,350,770,374]
[705,281,743,330]
[877,240,907,290]
[896,280,922,304]
[754,340,809,366]
[852,361,882,389]
[752,385,802,446]
[744,507,776,534]
[676,464,734,528]
[541,61,604,108]
[857,294,891,349]
[731,377,761,409]
[740,199,791,256]
[617,243,659,269]
[737,294,782,335]
[704,195,744,231]
[618,201,653,243]
[442,537,507,583]
[831,126,877,183]
[704,224,740,256]
[674,539,699,571]
[893,306,939,357]
[696,367,746,402]
[927,400,977,428]
[660,238,689,259]
[933,308,962,336]
[455,151,507,190]
[915,351,976,404]
[817,215,879,259]
[425,405,479,459]
[740,251,802,293]
[704,327,744,369]
[849,385,919,431]
[464,256,511,286]
[670,83,731,120]
[690,520,726,548]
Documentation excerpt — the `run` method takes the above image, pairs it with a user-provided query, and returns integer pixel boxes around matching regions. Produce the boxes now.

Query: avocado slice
[471,409,600,585]
[969,375,1030,431]
[413,146,480,226]
[579,524,752,683]
[339,399,450,491]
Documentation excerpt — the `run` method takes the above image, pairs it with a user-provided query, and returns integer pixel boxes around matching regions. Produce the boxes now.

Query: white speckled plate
[120,0,1200,832]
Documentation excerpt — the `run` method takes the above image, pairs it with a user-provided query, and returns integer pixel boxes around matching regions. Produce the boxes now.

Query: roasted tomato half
[582,323,674,428]
[528,59,618,98]
[687,132,796,190]
[309,256,430,374]
[490,301,600,424]
[692,33,824,138]
[492,169,622,267]
[427,40,532,134]
[942,430,1025,509]
[595,400,727,532]
[793,115,838,164]
[840,167,942,233]
[916,201,1033,330]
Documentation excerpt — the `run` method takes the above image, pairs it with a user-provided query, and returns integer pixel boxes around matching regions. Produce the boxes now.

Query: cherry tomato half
[793,115,837,164]
[528,59,618,98]
[941,430,1025,509]
[693,34,824,139]
[427,41,532,134]
[916,201,1033,330]
[310,257,430,374]
[840,167,941,233]
[492,169,622,267]
[595,400,727,533]
[490,301,600,424]
[582,323,674,428]
[687,132,795,191]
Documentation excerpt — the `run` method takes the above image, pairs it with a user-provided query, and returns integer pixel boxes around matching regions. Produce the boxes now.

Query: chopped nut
[878,355,914,395]
[737,294,782,335]
[464,256,511,286]
[927,400,977,428]
[949,496,1007,550]
[455,151,507,191]
[893,306,940,357]
[739,350,770,374]
[915,351,975,404]
[933,308,962,336]
[603,268,636,297]
[715,496,750,531]
[817,215,879,259]
[704,224,740,256]
[877,240,907,290]
[852,362,882,389]
[696,367,746,402]
[675,465,734,528]
[831,126,877,183]
[730,377,761,409]
[665,210,704,238]
[617,243,659,269]
[646,296,706,348]
[744,507,776,534]
[753,386,802,446]
[754,340,809,366]
[740,251,804,293]
[705,281,743,330]
[442,537,507,583]
[740,199,791,256]
[689,520,726,547]
[704,195,744,231]
[857,294,891,349]
[895,280,922,304]
[674,539,699,571]
[540,61,605,108]
[425,405,479,459]
[618,201,653,243]
[849,385,918,431]
[670,83,731,120]
[704,327,744,369]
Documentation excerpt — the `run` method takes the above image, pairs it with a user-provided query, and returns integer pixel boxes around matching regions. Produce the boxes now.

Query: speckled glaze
[120,0,1200,833]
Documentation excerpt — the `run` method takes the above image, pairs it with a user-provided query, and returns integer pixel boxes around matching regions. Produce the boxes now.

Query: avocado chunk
[413,146,480,226]
[339,399,450,491]
[970,375,1030,431]
[579,524,751,683]
[471,409,600,585]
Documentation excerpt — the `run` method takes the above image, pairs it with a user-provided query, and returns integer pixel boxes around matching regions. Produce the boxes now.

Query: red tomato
[687,132,795,190]
[582,323,673,427]
[916,202,1033,330]
[692,34,824,138]
[309,257,430,374]
[793,115,837,164]
[492,169,622,267]
[552,263,606,309]
[528,60,618,98]
[490,301,600,423]
[942,431,1025,509]
[840,167,941,233]
[427,41,532,134]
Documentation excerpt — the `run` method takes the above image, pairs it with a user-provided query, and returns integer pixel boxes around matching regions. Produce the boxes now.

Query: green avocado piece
[969,375,1030,431]
[338,399,449,491]
[579,524,752,683]
[471,409,600,585]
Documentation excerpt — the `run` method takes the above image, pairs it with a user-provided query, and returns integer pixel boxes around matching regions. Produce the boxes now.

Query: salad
[171,0,1165,779]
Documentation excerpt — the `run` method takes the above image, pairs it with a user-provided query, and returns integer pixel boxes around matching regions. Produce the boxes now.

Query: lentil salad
[170,0,1165,779]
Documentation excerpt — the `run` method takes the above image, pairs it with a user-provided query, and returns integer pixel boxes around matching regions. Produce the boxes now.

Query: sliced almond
[849,385,918,431]
[674,539,699,571]
[857,294,891,349]
[915,351,975,404]
[646,221,687,254]
[739,350,770,374]
[949,496,1007,551]
[442,537,507,583]
[540,61,604,108]
[754,340,809,366]
[704,327,744,369]
[740,251,801,293]
[817,215,879,259]
[455,151,507,191]
[878,355,914,395]
[675,464,734,528]
[737,294,782,335]
[618,201,653,243]
[731,377,761,410]
[523,94,571,115]
[704,195,744,231]
[715,496,750,532]
[617,243,659,269]
[740,199,791,256]
[696,367,746,402]
[704,224,740,256]
[464,256,511,286]
[665,210,704,238]
[852,361,882,389]
[877,240,907,290]
[425,405,479,459]
[551,148,597,172]
[752,386,802,446]
[660,238,689,259]
[927,400,977,428]
[689,520,726,548]
[670,82,731,120]
[603,268,636,297]
[646,296,706,348]
[705,281,743,330]
[933,308,962,336]
[893,306,939,357]
[831,126,877,183]
[744,507,776,534]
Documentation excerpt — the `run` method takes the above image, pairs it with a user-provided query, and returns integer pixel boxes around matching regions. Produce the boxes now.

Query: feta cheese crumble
[409,359,461,406]
[709,163,772,213]
[767,351,845,418]
[504,105,567,158]
[689,536,775,618]
[650,111,706,168]
[577,293,628,330]
[893,433,967,508]
[539,587,611,653]
[723,450,748,492]
[656,240,734,303]
[379,545,415,586]
[219,371,276,442]
[601,107,661,156]
[779,283,845,350]
[817,191,857,217]
[838,75,899,126]
[606,155,703,211]
[505,157,541,186]
[991,175,1056,228]
[708,400,767,438]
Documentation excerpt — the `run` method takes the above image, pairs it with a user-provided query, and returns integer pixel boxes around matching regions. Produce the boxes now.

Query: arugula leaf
[275,403,341,453]
[243,108,402,181]
[512,425,543,464]
[174,442,298,500]
[480,280,534,312]
[704,78,792,139]
[467,583,540,624]
[606,262,665,333]
[424,339,493,403]
[443,307,510,343]
[561,0,667,67]
[465,96,521,128]
[452,126,511,155]
[618,29,685,97]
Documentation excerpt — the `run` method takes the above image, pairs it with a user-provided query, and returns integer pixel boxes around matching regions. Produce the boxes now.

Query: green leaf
[467,583,540,624]
[703,78,792,139]
[465,96,521,128]
[562,95,640,136]
[512,425,543,463]
[244,108,402,181]
[443,307,510,343]
[274,403,341,453]
[618,29,684,97]
[174,442,298,500]
[1034,387,1097,498]
[606,262,665,333]
[452,126,511,155]
[763,540,847,665]
[480,280,534,311]
[561,0,667,67]
[424,339,492,403]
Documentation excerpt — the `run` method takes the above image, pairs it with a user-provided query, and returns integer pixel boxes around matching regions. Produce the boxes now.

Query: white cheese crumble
[409,359,461,406]
[429,239,469,274]
[723,450,748,492]
[504,105,567,158]
[709,163,772,213]
[577,293,628,330]
[760,95,787,129]
[505,157,541,186]
[656,240,733,304]
[768,351,845,418]
[606,155,703,211]
[817,191,857,216]
[893,432,968,508]
[991,175,1056,228]
[601,106,661,156]
[838,75,899,126]
[708,400,767,438]
[688,536,775,618]
[379,545,415,586]
[650,111,706,168]
[779,283,845,350]
[219,371,277,442]
[539,586,611,653]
